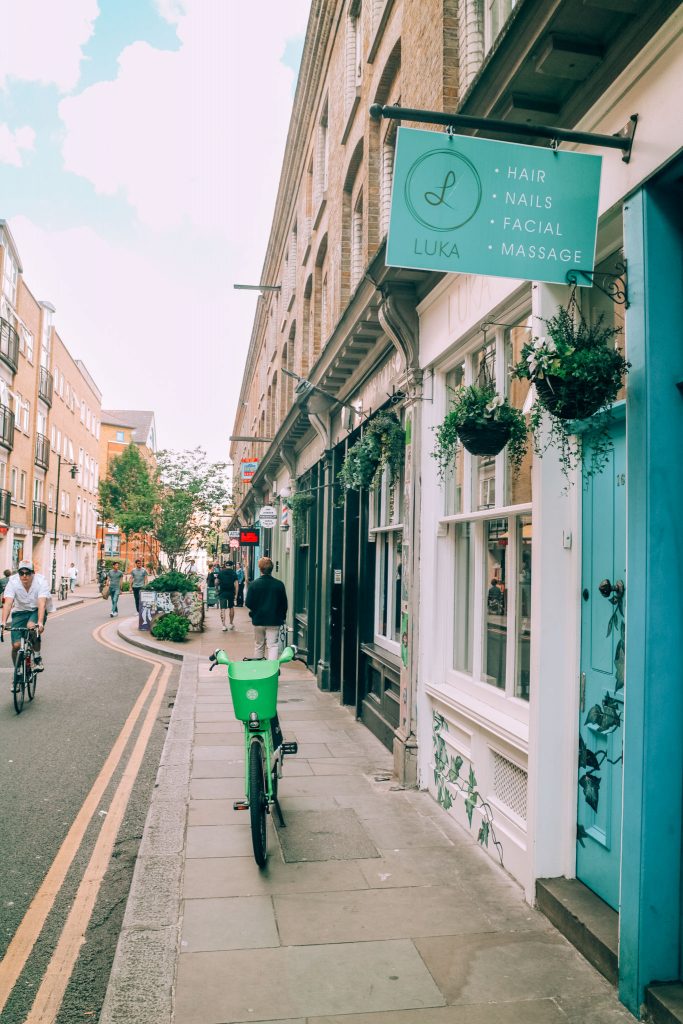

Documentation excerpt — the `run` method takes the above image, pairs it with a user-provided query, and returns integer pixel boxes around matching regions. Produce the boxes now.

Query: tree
[154,448,231,571]
[99,444,157,558]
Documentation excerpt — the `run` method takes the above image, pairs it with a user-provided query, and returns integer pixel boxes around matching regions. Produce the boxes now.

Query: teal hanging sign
[387,127,601,285]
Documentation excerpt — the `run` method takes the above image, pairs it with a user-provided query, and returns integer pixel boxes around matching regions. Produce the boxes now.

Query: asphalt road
[0,593,178,1024]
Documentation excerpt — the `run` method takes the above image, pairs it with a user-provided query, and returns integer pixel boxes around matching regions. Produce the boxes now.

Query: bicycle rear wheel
[13,653,25,714]
[249,739,268,867]
[26,656,37,701]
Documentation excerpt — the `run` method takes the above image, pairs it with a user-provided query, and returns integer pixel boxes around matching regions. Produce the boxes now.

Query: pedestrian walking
[236,562,246,607]
[217,561,238,631]
[68,562,78,592]
[129,558,148,613]
[0,568,11,597]
[107,561,124,617]
[245,556,287,659]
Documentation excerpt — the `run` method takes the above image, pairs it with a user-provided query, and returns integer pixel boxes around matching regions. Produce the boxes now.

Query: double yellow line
[0,619,173,1023]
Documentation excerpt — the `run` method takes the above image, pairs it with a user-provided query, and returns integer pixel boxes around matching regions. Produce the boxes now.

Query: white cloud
[8,214,258,462]
[0,0,98,93]
[59,0,310,244]
[0,124,36,167]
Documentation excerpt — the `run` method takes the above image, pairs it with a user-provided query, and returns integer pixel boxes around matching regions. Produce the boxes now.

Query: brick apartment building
[0,220,101,585]
[98,409,159,571]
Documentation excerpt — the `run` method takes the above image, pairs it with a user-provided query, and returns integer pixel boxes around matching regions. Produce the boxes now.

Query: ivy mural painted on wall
[577,584,625,840]
[432,711,504,864]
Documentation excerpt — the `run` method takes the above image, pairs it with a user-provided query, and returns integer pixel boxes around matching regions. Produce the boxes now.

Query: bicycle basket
[227,661,279,721]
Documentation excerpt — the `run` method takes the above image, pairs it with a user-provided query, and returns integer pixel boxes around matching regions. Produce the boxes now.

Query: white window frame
[484,0,518,55]
[2,249,18,304]
[370,457,403,657]
[436,304,532,718]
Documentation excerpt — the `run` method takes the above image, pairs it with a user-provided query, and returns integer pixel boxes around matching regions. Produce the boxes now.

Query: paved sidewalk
[102,606,636,1024]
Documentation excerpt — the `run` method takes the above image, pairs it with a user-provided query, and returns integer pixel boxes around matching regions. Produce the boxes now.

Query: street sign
[387,127,601,285]
[240,458,259,481]
[228,530,240,539]
[258,505,277,529]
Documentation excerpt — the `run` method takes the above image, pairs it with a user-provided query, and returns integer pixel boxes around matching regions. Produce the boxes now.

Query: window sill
[312,193,327,232]
[341,91,360,145]
[426,675,529,749]
[361,640,402,672]
[368,0,396,63]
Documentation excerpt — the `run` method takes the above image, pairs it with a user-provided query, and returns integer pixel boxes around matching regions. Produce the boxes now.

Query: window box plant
[288,490,315,536]
[338,410,405,492]
[512,304,630,479]
[432,382,527,478]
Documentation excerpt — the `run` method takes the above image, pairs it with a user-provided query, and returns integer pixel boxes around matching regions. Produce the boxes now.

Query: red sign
[239,528,260,546]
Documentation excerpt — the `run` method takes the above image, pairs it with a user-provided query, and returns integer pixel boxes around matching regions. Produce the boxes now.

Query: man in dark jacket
[216,562,238,631]
[245,556,287,659]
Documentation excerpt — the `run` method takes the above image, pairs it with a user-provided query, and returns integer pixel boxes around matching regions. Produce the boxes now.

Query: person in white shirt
[68,562,78,592]
[1,560,51,671]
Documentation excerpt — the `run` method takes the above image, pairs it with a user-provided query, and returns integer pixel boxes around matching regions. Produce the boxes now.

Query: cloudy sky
[0,0,310,462]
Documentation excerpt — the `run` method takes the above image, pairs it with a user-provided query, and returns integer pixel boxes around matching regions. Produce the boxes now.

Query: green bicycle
[209,645,298,867]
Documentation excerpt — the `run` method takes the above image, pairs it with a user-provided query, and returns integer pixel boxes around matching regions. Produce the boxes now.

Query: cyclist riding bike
[1,560,50,672]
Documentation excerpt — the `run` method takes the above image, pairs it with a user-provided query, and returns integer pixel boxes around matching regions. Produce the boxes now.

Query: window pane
[483,518,508,690]
[472,340,497,511]
[379,533,389,636]
[506,316,533,505]
[516,515,532,700]
[453,522,474,673]
[444,364,465,515]
[392,536,403,643]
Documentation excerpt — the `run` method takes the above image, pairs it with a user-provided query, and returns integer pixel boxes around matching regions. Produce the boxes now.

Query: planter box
[139,589,205,632]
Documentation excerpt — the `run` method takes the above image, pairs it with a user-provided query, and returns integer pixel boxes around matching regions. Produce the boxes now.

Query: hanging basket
[457,419,512,457]
[534,375,609,421]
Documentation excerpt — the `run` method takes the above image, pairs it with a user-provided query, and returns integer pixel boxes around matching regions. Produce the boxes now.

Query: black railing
[0,405,14,452]
[0,488,10,525]
[38,366,53,407]
[35,432,50,470]
[0,317,19,374]
[32,501,47,535]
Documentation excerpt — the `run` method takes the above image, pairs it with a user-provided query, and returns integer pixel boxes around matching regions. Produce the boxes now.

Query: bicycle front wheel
[26,656,37,701]
[13,653,25,714]
[249,740,268,867]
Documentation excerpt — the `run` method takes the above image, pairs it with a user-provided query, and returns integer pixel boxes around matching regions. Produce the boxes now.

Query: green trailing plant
[432,382,527,478]
[148,571,199,593]
[512,304,629,482]
[288,490,315,535]
[337,411,405,492]
[151,612,190,642]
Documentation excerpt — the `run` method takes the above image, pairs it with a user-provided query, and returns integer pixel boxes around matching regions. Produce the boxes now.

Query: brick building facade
[0,220,101,585]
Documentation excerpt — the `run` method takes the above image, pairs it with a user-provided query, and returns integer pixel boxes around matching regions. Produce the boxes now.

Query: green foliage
[99,443,157,538]
[288,490,315,535]
[121,581,131,592]
[512,305,630,482]
[337,411,405,492]
[154,448,231,570]
[102,557,129,571]
[432,382,528,477]
[151,612,190,642]
[148,571,199,593]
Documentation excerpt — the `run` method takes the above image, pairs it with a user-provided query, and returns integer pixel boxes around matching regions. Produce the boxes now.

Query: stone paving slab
[183,856,370,899]
[174,939,446,1024]
[181,895,279,952]
[276,807,380,863]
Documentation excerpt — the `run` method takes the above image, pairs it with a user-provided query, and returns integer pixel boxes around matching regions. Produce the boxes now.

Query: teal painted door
[577,421,626,911]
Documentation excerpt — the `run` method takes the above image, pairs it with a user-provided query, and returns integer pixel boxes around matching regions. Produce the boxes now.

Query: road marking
[0,620,171,1016]
[26,656,171,1023]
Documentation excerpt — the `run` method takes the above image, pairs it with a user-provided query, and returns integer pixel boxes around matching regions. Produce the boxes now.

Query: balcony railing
[32,500,47,535]
[0,317,19,374]
[0,488,10,526]
[35,432,50,470]
[0,405,14,452]
[38,366,54,407]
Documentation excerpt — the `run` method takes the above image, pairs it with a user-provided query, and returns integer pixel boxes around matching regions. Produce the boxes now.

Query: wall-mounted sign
[239,527,260,546]
[240,458,259,481]
[258,505,277,529]
[387,127,601,285]
[229,538,239,549]
[221,543,230,553]
[228,530,240,539]
[280,504,290,531]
